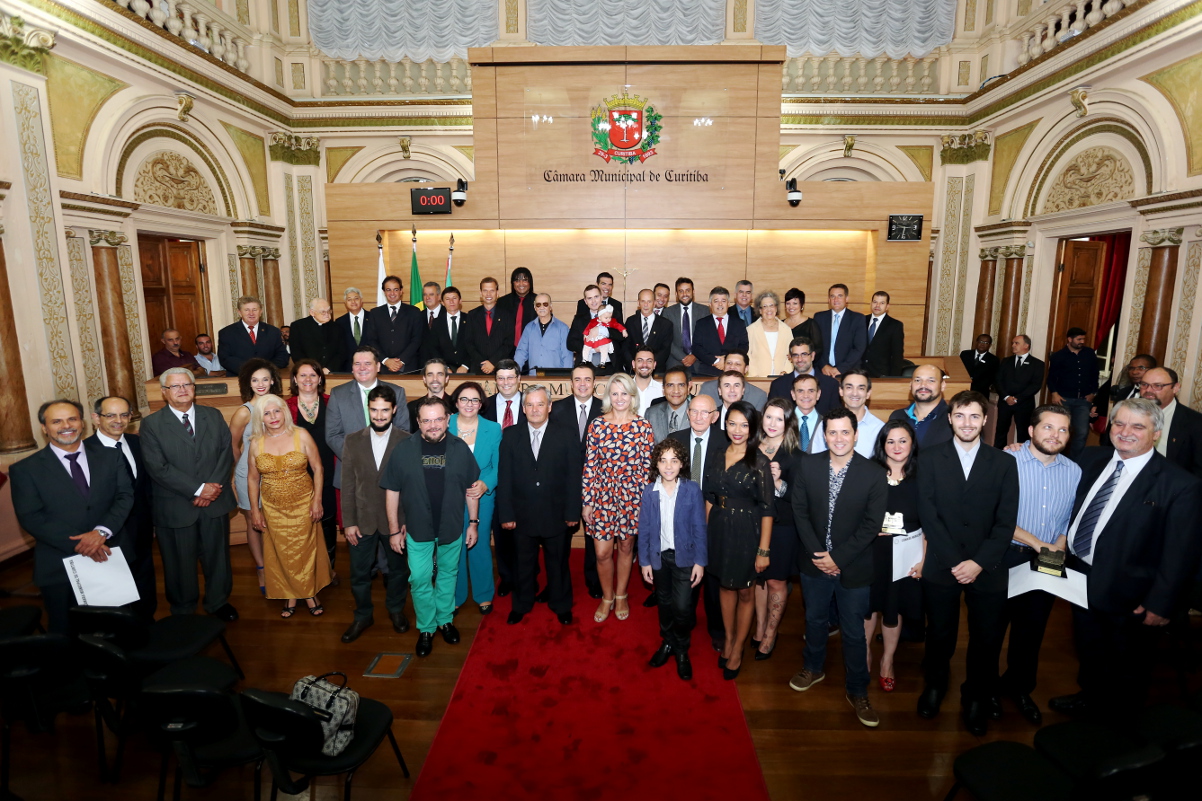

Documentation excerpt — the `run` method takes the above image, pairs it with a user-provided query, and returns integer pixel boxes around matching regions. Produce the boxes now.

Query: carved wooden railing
[782,54,941,95]
[320,57,472,97]
[114,0,253,73]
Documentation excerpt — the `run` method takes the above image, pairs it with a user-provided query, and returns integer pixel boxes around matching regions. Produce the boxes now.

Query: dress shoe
[390,611,410,634]
[987,696,1003,721]
[962,701,988,736]
[675,651,692,681]
[917,686,944,719]
[649,642,673,668]
[587,586,604,600]
[439,623,460,644]
[211,604,239,622]
[1011,692,1043,725]
[556,611,572,625]
[534,587,548,603]
[496,581,513,597]
[1048,692,1091,718]
[415,631,434,657]
[642,594,658,608]
[341,619,373,643]
[507,610,524,625]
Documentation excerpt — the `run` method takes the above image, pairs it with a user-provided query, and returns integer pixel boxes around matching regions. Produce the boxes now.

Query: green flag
[409,234,422,308]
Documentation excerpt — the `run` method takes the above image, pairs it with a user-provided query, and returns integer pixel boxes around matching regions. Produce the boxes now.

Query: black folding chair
[70,606,244,678]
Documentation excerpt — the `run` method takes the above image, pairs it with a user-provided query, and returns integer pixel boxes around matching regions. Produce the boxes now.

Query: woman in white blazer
[746,291,792,377]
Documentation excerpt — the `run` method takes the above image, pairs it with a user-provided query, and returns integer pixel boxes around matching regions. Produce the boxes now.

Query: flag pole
[375,230,386,305]
[409,225,422,307]
[445,233,454,288]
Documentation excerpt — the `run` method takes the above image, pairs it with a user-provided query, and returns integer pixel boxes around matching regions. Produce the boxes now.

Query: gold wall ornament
[1070,86,1090,118]
[298,175,319,304]
[0,14,55,75]
[87,229,127,247]
[175,91,194,122]
[399,136,411,159]
[133,150,220,215]
[65,231,105,404]
[979,247,1000,260]
[237,244,256,258]
[268,132,321,165]
[1139,228,1184,247]
[1042,146,1135,213]
[284,173,301,318]
[940,130,992,165]
[842,135,856,158]
[115,243,149,411]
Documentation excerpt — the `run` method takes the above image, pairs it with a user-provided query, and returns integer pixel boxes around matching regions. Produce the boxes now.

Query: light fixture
[692,117,713,127]
[785,178,802,207]
[452,178,468,206]
[531,114,553,125]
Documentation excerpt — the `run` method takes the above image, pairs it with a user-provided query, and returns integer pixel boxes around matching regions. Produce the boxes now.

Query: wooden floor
[0,543,1196,800]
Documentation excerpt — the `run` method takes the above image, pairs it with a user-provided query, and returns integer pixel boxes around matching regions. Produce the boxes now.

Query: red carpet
[410,550,771,800]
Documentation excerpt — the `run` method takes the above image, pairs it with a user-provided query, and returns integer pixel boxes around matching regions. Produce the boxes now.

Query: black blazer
[862,315,905,377]
[462,305,516,372]
[995,354,1045,408]
[139,404,237,528]
[217,320,289,376]
[1070,447,1202,616]
[496,422,583,537]
[86,434,152,551]
[334,312,372,371]
[363,303,425,373]
[497,292,537,339]
[791,452,887,588]
[1163,403,1202,479]
[917,439,1019,592]
[767,371,841,415]
[288,315,344,373]
[482,393,527,428]
[421,311,468,371]
[960,349,1000,396]
[812,309,868,375]
[623,312,673,373]
[550,395,603,456]
[9,444,134,587]
[668,426,729,492]
[690,314,749,378]
[576,297,623,324]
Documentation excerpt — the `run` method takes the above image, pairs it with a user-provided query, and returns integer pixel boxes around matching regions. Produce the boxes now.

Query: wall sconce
[785,178,802,207]
[399,136,411,159]
[530,114,553,124]
[452,178,468,206]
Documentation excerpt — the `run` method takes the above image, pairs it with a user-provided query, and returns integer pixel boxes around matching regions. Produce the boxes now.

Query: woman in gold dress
[247,393,332,617]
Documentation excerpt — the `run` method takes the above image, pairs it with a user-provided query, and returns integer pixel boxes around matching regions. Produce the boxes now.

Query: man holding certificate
[1001,405,1081,725]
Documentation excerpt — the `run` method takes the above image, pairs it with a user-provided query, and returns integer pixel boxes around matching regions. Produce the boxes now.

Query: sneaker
[847,694,880,728]
[788,669,826,692]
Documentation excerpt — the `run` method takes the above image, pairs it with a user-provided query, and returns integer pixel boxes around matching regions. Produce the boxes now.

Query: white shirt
[370,428,390,469]
[195,352,223,372]
[711,314,729,332]
[49,443,112,538]
[346,311,365,331]
[166,404,209,496]
[955,438,981,479]
[244,322,260,338]
[689,429,712,489]
[94,433,137,478]
[494,392,521,423]
[1067,447,1155,564]
[528,420,548,456]
[655,478,677,552]
[356,380,379,418]
[1156,400,1177,457]
[444,312,461,336]
[636,379,663,413]
[426,305,442,320]
[795,408,821,453]
[869,315,885,332]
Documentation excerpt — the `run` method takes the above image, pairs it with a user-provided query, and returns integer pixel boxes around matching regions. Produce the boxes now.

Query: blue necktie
[800,415,811,452]
[1072,462,1124,558]
[829,313,840,366]
[868,317,878,341]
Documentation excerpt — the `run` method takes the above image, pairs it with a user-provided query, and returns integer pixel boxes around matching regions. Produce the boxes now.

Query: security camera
[779,168,787,179]
[786,178,802,207]
[452,178,468,206]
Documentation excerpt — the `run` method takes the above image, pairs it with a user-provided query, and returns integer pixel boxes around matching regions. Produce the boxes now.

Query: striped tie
[1072,461,1124,558]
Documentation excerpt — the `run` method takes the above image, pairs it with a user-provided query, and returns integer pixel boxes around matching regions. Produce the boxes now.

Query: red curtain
[1090,232,1132,350]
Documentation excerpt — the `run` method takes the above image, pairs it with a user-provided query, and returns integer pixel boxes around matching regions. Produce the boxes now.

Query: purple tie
[65,452,89,499]
[681,305,691,352]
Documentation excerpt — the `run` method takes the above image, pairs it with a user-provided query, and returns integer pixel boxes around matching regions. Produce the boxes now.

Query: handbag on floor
[290,672,359,756]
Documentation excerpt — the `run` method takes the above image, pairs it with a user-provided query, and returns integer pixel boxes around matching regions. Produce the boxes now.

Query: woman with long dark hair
[865,419,925,692]
[230,357,282,594]
[751,398,801,660]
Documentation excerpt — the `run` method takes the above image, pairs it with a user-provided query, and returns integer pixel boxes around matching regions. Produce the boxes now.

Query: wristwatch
[469,519,480,524]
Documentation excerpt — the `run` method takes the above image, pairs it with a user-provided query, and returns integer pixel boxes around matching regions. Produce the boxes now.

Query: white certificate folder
[63,546,141,607]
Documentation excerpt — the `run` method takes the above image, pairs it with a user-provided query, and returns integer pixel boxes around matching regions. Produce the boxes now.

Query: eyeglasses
[98,412,132,420]
[534,302,551,308]
[165,383,194,391]
[458,397,482,404]
[1138,382,1173,391]
[687,409,716,416]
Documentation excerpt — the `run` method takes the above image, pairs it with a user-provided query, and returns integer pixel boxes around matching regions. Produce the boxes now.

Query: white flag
[376,246,387,305]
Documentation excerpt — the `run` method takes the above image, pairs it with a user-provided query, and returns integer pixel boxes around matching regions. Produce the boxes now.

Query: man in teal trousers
[382,396,481,657]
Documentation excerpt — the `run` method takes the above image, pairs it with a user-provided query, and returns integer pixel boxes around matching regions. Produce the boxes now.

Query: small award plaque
[882,512,906,536]
[1032,547,1067,578]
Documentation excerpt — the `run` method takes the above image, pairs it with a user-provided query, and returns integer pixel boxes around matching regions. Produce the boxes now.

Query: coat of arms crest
[591,92,663,164]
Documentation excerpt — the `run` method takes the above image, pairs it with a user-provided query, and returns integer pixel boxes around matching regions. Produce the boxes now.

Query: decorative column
[994,245,1027,357]
[1136,228,1183,364]
[89,229,140,419]
[0,224,36,451]
[973,247,1000,340]
[261,247,285,328]
[237,244,259,300]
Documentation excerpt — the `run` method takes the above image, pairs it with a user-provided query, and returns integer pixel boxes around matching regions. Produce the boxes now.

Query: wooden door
[1046,238,1108,359]
[139,235,212,349]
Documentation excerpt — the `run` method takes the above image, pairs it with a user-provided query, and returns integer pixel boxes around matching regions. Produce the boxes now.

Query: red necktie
[248,325,257,344]
[717,317,725,344]
[486,308,493,336]
[514,302,524,345]
[502,400,514,429]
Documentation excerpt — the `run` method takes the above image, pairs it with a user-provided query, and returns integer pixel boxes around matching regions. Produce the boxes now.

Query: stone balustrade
[782,54,940,95]
[1013,0,1135,68]
[319,56,472,97]
[114,0,252,74]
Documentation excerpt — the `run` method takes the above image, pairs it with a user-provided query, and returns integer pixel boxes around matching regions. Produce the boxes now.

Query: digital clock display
[411,187,452,214]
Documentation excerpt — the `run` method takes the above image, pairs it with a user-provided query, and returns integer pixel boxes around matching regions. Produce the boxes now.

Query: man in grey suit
[324,345,410,489]
[338,385,412,643]
[646,366,692,443]
[140,367,238,620]
[697,351,768,412]
[660,277,701,373]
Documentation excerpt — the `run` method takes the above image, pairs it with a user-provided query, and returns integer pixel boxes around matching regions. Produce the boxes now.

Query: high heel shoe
[257,565,266,596]
[614,595,630,621]
[754,637,777,661]
[750,638,761,651]
[594,597,615,623]
[879,675,896,693]
[718,655,728,669]
[723,662,742,680]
